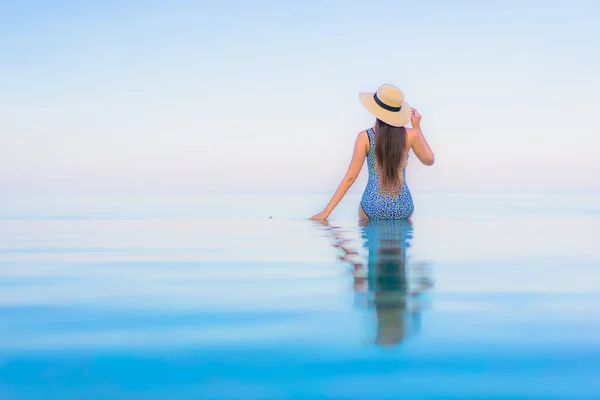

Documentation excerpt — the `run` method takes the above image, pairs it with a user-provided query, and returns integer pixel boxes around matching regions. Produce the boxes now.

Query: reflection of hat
[359,84,411,127]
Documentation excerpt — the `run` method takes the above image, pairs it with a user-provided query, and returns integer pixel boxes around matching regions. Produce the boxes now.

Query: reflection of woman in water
[318,219,432,346]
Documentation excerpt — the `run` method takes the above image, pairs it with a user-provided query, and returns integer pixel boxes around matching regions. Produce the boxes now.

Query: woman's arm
[310,131,369,220]
[409,108,435,166]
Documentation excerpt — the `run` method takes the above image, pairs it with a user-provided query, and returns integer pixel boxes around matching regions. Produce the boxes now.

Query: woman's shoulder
[357,128,372,140]
[355,130,371,154]
[356,130,371,145]
[361,127,375,137]
[405,127,417,143]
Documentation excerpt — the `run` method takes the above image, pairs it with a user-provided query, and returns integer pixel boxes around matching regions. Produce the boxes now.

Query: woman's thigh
[358,204,369,220]
[359,205,413,221]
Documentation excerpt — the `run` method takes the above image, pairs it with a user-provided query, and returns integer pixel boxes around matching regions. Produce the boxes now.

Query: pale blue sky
[1,0,599,194]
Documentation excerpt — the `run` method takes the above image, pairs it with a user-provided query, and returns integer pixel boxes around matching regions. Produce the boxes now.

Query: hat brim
[359,92,411,127]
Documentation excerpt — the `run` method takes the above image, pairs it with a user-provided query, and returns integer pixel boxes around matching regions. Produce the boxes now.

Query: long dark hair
[374,118,407,196]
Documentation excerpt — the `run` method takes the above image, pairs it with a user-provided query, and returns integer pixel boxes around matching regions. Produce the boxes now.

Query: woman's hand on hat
[411,108,422,128]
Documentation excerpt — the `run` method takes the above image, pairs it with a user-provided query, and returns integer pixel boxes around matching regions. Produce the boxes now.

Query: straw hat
[359,84,411,127]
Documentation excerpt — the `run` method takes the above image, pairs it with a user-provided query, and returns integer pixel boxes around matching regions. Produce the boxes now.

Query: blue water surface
[0,191,599,399]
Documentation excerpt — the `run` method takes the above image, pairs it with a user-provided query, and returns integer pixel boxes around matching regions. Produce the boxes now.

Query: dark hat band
[373,93,402,112]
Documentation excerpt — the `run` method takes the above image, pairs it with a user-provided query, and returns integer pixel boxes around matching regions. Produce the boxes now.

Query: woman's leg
[358,204,369,220]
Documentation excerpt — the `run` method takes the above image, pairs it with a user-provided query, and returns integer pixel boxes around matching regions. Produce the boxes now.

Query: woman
[310,84,435,220]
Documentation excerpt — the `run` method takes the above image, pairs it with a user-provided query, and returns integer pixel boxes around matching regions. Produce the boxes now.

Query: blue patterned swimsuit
[360,128,414,219]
